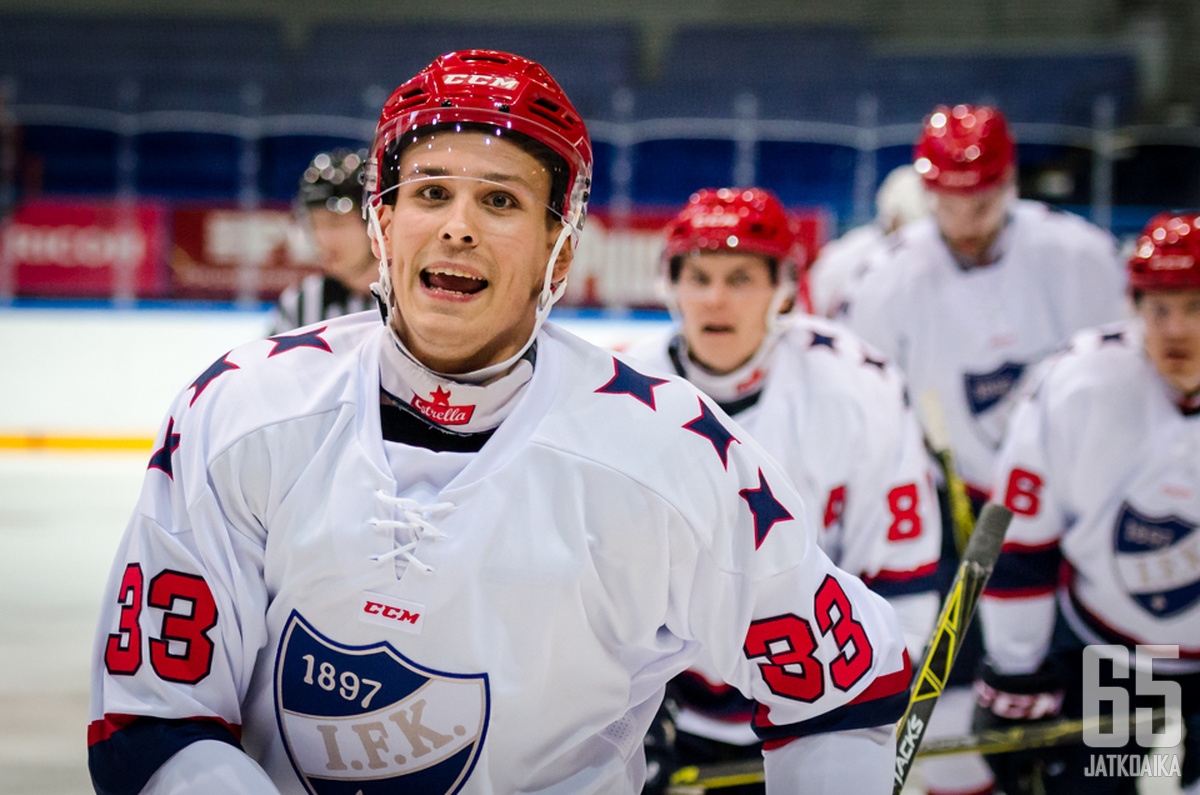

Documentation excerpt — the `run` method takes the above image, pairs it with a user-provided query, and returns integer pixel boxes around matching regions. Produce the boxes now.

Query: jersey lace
[369,493,455,574]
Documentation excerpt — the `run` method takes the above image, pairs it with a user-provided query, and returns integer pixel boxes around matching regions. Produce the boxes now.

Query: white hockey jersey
[807,223,887,319]
[981,321,1200,676]
[88,313,912,794]
[627,316,941,658]
[841,200,1127,493]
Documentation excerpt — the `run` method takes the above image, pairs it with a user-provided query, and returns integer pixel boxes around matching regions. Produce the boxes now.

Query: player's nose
[438,196,479,246]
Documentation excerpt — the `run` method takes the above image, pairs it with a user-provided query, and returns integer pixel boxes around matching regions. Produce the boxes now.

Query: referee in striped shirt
[270,149,377,334]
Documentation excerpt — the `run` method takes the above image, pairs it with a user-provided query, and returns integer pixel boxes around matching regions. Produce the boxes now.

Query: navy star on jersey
[683,398,739,469]
[595,358,668,410]
[1101,331,1125,344]
[739,469,794,550]
[810,331,836,350]
[148,417,181,479]
[862,354,887,371]
[189,353,239,406]
[268,327,332,358]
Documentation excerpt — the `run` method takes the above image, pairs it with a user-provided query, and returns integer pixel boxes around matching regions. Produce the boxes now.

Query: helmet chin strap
[765,273,797,334]
[367,201,573,384]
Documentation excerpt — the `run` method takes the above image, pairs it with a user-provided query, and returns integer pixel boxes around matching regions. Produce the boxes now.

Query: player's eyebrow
[405,165,539,193]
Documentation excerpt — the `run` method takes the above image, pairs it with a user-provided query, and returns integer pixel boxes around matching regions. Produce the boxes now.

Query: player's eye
[483,191,519,211]
[415,184,450,202]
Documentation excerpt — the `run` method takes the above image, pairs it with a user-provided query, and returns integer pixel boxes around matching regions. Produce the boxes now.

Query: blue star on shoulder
[148,417,181,479]
[189,353,240,406]
[810,331,836,349]
[595,358,668,410]
[739,469,794,550]
[683,398,740,469]
[862,354,887,371]
[1100,331,1125,344]
[268,327,332,358]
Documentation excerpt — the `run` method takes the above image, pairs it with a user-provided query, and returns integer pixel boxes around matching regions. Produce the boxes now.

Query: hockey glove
[972,660,1066,795]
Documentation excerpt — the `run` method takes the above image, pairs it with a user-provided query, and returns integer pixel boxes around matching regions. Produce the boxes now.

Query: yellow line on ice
[0,435,154,452]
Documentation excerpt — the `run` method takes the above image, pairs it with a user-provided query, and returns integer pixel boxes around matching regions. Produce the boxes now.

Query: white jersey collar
[944,207,1017,272]
[379,333,533,434]
[668,326,784,406]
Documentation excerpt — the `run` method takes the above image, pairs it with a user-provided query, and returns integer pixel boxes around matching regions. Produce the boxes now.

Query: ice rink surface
[0,451,146,794]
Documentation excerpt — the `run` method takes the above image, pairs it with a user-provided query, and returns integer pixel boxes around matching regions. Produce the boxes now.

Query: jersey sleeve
[88,382,273,794]
[979,378,1069,675]
[679,428,913,752]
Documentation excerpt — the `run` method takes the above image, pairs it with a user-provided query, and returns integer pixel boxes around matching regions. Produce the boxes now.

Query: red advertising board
[2,200,169,298]
[565,205,830,309]
[170,206,320,300]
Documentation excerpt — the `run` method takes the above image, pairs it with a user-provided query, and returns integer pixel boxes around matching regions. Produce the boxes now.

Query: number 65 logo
[1083,645,1182,748]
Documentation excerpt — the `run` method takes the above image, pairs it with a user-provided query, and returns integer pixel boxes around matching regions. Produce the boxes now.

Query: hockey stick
[918,389,976,555]
[892,501,1012,792]
[665,707,1168,793]
[666,503,1014,795]
[917,706,1168,758]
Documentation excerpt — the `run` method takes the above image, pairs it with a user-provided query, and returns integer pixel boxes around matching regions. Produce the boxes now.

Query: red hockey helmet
[365,50,593,234]
[914,104,1015,194]
[664,187,800,281]
[1128,211,1200,292]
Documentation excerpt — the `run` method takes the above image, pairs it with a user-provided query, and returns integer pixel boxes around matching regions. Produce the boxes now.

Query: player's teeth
[427,268,481,280]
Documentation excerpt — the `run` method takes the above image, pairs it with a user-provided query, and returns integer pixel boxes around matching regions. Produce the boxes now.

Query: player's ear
[370,205,394,260]
[551,236,574,283]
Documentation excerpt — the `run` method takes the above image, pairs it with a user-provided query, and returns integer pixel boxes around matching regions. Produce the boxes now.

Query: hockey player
[840,103,1128,795]
[842,104,1127,501]
[87,51,912,795]
[974,210,1200,794]
[270,149,376,334]
[626,187,940,770]
[808,163,930,318]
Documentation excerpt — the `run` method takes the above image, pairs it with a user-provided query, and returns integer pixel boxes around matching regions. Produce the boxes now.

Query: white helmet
[875,164,930,233]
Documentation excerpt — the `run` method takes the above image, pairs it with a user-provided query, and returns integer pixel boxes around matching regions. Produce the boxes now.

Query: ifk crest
[1114,502,1200,618]
[275,612,489,794]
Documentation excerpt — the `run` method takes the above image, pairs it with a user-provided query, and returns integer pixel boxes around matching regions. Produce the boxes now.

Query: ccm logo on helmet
[935,170,982,189]
[690,213,741,228]
[1150,254,1195,271]
[444,73,520,90]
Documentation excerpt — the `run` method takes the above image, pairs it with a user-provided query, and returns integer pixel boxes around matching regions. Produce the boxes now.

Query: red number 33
[104,563,218,684]
[743,575,874,702]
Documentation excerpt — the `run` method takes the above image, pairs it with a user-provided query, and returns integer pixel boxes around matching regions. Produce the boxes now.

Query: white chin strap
[765,274,798,333]
[367,201,573,384]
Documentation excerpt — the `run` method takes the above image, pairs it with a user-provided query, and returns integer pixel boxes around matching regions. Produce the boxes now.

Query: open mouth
[421,267,488,296]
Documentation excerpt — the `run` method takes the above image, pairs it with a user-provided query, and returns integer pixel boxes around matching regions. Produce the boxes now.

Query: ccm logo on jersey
[361,592,425,635]
[443,73,520,89]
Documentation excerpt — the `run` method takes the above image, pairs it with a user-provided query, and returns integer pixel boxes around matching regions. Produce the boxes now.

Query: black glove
[972,661,1066,795]
[642,697,679,795]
